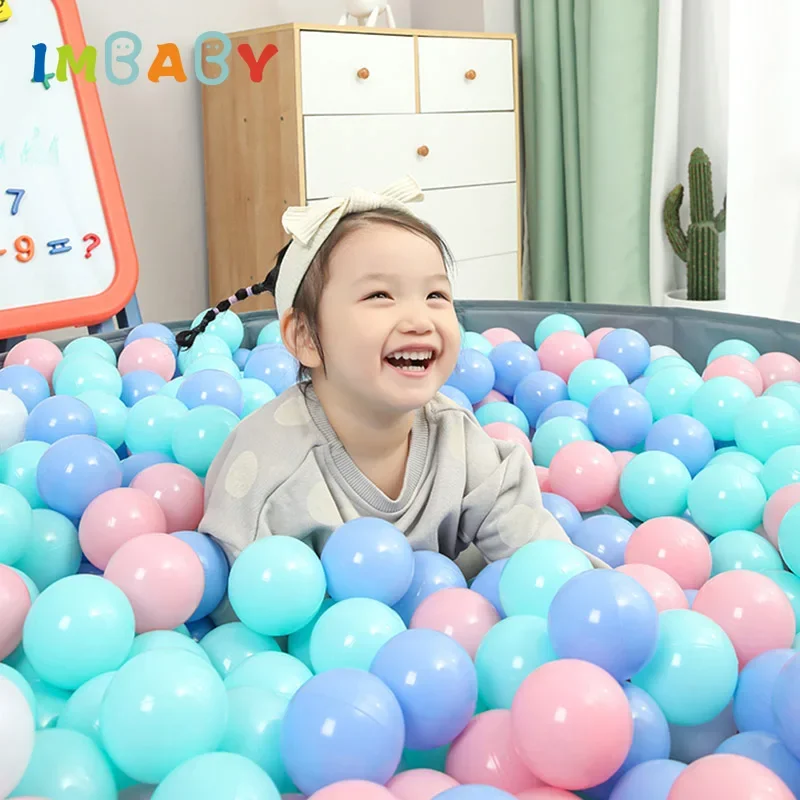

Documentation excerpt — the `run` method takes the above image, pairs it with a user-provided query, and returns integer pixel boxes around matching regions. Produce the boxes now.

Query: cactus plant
[664,147,726,301]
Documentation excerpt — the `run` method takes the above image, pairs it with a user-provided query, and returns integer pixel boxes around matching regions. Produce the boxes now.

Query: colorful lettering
[15,236,34,263]
[56,44,97,83]
[236,43,278,83]
[31,42,47,83]
[47,238,72,255]
[196,31,232,86]
[148,43,188,83]
[5,189,25,216]
[106,31,142,85]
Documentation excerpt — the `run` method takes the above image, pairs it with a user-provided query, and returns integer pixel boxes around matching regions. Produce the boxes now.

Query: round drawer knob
[465,69,477,80]
[417,145,430,157]
[357,67,370,80]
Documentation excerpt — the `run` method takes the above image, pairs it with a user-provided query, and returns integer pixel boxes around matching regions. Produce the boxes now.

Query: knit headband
[275,174,425,319]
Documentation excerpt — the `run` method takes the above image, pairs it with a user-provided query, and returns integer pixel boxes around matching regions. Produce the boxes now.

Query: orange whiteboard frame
[0,0,138,338]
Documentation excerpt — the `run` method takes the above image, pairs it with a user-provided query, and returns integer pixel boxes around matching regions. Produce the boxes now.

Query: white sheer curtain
[650,0,800,321]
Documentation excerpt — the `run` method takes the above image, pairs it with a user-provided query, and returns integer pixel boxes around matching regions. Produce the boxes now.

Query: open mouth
[384,349,435,375]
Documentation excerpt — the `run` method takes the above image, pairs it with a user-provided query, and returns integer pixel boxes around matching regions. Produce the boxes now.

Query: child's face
[314,223,461,415]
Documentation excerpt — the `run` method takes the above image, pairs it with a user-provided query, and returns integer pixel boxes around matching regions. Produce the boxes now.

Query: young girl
[179,176,605,576]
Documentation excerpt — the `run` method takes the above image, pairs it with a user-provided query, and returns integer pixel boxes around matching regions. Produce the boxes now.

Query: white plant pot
[663,289,728,312]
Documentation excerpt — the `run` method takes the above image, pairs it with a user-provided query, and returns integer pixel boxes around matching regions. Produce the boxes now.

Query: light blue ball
[596,328,651,382]
[0,440,49,509]
[190,309,245,353]
[171,405,239,477]
[707,338,760,365]
[644,366,704,420]
[439,384,472,411]
[489,341,540,398]
[172,531,230,622]
[78,390,129,450]
[734,396,800,463]
[475,400,530,436]
[243,346,299,396]
[54,354,123,398]
[239,377,276,417]
[716,731,800,798]
[733,648,796,735]
[773,653,800,761]
[0,364,50,412]
[232,348,251,370]
[765,381,800,414]
[177,333,232,374]
[199,621,281,679]
[691,376,756,442]
[687,463,766,537]
[225,651,312,701]
[608,759,685,800]
[446,349,496,405]
[474,615,554,710]
[125,395,188,456]
[310,598,406,673]
[568,359,628,407]
[761,445,800,496]
[513,370,568,428]
[709,530,783,576]
[588,386,653,451]
[14,509,81,591]
[469,559,507,618]
[22,575,134,691]
[119,451,173,487]
[570,514,636,568]
[62,336,117,366]
[532,416,593,467]
[392,550,467,626]
[534,313,584,348]
[535,399,588,429]
[120,370,165,407]
[462,331,493,356]
[125,322,178,357]
[436,787,516,800]
[25,394,97,443]
[619,451,692,521]
[228,537,326,637]
[631,609,738,726]
[176,369,243,416]
[541,492,583,537]
[257,320,282,347]
[499,540,592,619]
[645,414,715,477]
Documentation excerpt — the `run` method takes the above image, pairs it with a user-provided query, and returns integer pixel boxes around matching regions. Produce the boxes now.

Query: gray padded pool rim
[4,301,799,370]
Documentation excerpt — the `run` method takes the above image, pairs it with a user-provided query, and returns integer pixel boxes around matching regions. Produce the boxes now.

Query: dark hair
[177,208,454,382]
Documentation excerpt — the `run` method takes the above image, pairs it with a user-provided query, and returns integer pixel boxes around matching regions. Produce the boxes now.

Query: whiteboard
[0,0,137,337]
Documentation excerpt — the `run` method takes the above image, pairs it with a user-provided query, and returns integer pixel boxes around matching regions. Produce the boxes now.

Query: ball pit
[2,303,800,798]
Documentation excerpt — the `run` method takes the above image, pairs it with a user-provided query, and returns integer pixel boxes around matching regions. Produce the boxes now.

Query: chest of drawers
[202,23,522,311]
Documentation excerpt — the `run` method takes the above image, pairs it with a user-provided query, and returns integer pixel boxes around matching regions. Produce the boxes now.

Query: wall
[411,0,518,34]
[64,0,410,336]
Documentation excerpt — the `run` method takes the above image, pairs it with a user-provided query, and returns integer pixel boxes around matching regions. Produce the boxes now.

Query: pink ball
[386,769,459,799]
[130,463,204,533]
[548,441,619,512]
[510,659,633,791]
[668,753,794,799]
[536,332,594,382]
[0,564,31,660]
[474,389,508,410]
[615,563,689,612]
[446,709,545,793]
[483,422,532,458]
[517,792,580,800]
[117,338,176,382]
[308,781,395,799]
[624,516,712,590]
[763,485,800,547]
[535,466,551,493]
[586,328,614,355]
[607,451,635,518]
[79,487,168,569]
[702,355,764,396]
[103,532,204,633]
[692,570,795,668]
[5,338,63,386]
[482,328,521,347]
[410,587,500,660]
[755,352,800,390]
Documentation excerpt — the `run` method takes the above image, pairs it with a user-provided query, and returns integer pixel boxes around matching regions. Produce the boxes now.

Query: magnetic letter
[56,44,97,83]
[106,31,142,86]
[237,43,278,83]
[195,31,232,86]
[148,43,188,83]
[32,43,47,83]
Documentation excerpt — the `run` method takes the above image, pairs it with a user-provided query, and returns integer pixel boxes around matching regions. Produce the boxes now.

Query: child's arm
[459,421,609,568]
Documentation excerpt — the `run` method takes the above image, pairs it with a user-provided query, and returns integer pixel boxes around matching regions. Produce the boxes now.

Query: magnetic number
[14,236,34,262]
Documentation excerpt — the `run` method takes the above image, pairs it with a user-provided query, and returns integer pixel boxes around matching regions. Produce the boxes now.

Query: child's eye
[429,291,451,301]
[365,291,390,300]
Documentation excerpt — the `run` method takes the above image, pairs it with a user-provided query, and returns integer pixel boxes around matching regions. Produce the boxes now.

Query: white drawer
[414,184,519,261]
[452,252,519,301]
[418,37,515,113]
[303,112,517,199]
[300,31,416,115]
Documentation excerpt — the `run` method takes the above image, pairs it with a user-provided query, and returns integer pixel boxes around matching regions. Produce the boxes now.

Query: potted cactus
[663,147,727,309]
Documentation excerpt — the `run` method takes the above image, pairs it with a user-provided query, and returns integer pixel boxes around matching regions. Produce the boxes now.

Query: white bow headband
[275,175,425,319]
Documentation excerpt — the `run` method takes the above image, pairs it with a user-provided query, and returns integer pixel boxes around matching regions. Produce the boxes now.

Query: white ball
[650,344,680,361]
[0,390,28,453]
[0,677,35,799]
[346,0,387,18]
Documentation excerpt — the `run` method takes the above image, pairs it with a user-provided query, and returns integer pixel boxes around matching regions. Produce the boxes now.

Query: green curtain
[519,0,659,304]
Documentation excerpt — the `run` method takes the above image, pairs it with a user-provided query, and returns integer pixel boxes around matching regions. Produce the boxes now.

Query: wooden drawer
[303,112,517,199]
[414,183,519,262]
[418,37,515,113]
[300,31,416,115]
[452,252,519,301]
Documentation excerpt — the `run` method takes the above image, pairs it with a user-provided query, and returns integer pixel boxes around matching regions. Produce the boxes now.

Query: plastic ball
[569,514,636,567]
[125,322,178,357]
[716,731,800,798]
[0,482,33,565]
[5,337,63,385]
[54,353,123,398]
[644,367,704,421]
[119,370,166,407]
[734,648,796,736]
[587,327,614,353]
[765,381,800,414]
[200,621,281,679]
[228,536,326,636]
[482,422,533,457]
[511,659,633,791]
[475,401,530,435]
[171,405,239,477]
[630,376,650,395]
[0,564,32,660]
[596,328,650,382]
[77,390,129,450]
[257,320,282,347]
[474,389,509,409]
[630,609,738,726]
[321,517,414,606]
[36,434,122,520]
[734,396,800,462]
[371,627,478,751]
[173,531,230,622]
[15,509,81,591]
[0,440,48,508]
[232,347,251,371]
[608,759,685,800]
[703,355,764,396]
[447,349,496,405]
[707,339,760,365]
[541,492,582,537]
[532,417,593,468]
[534,314,585,348]
[687,463,766,537]
[279,668,405,795]
[649,344,680,360]
[567,359,628,407]
[645,414,714,477]
[607,451,636,518]
[240,377,276,417]
[624,516,711,589]
[124,395,187,456]
[176,369,244,416]
[644,356,696,378]
[536,331,593,382]
[387,769,460,800]
[709,530,783,576]
[440,384,472,411]
[130,462,204,532]
[499,540,592,618]
[25,394,96,445]
[184,354,240,380]
[588,386,653,451]
[620,451,692,519]
[191,309,245,353]
[178,333,232,374]
[224,651,312,701]
[755,352,800,390]
[469,559,507,618]
[615,563,688,612]
[548,569,657,681]
[392,550,467,625]
[100,648,228,784]
[513,370,569,428]
[761,445,800,497]
[243,346,298,396]
[159,376,183,398]
[536,399,588,429]
[462,332,493,356]
[310,598,406,673]
[489,341,540,397]
[709,450,763,478]
[0,364,50,413]
[128,629,211,663]
[549,440,619,512]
